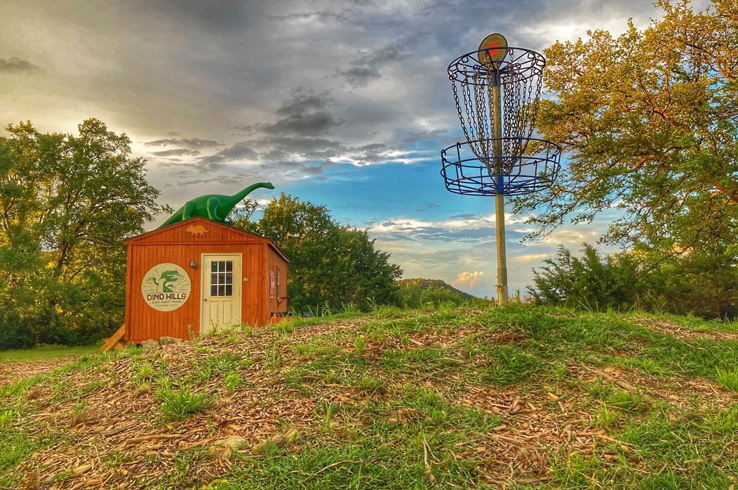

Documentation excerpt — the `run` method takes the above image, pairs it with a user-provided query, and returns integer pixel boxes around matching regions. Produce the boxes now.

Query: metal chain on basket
[474,70,490,161]
[450,67,473,153]
[448,47,545,174]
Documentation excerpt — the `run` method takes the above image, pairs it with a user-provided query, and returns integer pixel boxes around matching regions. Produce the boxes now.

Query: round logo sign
[141,263,191,312]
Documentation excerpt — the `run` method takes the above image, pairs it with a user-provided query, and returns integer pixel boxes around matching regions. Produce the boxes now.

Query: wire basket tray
[441,137,561,197]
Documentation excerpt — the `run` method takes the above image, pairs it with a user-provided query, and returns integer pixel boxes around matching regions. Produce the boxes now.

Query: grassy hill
[3,305,738,488]
[397,278,480,308]
[397,278,477,300]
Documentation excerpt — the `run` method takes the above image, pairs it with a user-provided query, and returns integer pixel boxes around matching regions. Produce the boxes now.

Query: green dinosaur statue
[159,181,275,228]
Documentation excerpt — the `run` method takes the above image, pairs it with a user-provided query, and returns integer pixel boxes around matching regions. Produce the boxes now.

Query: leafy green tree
[0,119,164,348]
[517,0,738,252]
[232,193,402,312]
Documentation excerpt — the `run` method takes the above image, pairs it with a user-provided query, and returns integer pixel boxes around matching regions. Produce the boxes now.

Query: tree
[516,0,738,252]
[0,119,164,348]
[232,193,402,312]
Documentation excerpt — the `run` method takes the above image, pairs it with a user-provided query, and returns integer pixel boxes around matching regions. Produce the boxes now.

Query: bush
[529,244,638,311]
[529,243,738,319]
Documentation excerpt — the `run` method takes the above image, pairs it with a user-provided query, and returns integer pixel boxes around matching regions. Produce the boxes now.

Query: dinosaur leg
[206,197,221,220]
[182,201,197,220]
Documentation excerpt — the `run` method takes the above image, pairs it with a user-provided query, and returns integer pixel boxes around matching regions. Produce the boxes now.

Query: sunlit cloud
[543,228,600,246]
[511,253,549,263]
[368,212,531,236]
[451,271,489,290]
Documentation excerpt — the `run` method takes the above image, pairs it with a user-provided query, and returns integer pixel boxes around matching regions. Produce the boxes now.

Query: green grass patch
[0,344,100,363]
[480,345,544,386]
[0,431,47,487]
[215,383,499,489]
[716,366,738,392]
[188,350,250,383]
[475,306,738,384]
[380,346,455,374]
[156,381,213,421]
[704,405,738,435]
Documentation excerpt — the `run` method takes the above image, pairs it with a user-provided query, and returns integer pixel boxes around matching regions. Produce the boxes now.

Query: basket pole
[491,72,508,305]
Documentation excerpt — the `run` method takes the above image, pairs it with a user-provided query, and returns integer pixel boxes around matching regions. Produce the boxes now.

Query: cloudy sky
[0,0,699,297]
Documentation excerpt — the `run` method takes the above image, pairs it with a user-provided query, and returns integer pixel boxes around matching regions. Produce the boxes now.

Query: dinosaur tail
[158,209,183,229]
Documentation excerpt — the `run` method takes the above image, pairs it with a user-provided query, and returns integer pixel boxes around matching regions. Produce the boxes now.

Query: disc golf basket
[440,34,561,304]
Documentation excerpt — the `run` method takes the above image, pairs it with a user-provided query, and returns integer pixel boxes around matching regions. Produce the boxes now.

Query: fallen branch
[124,434,179,446]
[103,422,141,437]
[580,365,638,393]
[423,437,436,483]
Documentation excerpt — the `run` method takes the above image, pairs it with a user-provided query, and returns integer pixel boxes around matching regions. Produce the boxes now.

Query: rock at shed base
[141,339,160,351]
[159,336,183,346]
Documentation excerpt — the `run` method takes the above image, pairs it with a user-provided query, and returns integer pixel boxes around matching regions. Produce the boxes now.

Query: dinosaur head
[161,270,180,281]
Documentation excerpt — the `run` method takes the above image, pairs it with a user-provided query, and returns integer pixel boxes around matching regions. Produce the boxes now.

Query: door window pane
[209,260,234,297]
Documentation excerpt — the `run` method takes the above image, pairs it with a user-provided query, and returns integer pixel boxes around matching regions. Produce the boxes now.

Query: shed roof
[125,217,289,263]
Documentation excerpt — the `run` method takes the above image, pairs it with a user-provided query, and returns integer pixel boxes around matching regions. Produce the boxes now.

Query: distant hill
[397,278,477,300]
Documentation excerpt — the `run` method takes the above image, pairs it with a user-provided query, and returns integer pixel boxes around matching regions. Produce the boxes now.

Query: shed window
[276,267,281,297]
[210,260,233,297]
[269,270,275,298]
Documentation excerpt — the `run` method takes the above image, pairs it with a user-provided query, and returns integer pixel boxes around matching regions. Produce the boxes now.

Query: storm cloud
[0,57,41,73]
[145,138,223,149]
[341,44,404,87]
[152,148,200,157]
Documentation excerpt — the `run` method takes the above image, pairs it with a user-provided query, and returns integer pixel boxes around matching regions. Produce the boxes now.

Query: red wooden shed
[120,217,289,344]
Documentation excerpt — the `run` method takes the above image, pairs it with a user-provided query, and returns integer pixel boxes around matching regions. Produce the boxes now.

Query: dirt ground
[0,358,78,388]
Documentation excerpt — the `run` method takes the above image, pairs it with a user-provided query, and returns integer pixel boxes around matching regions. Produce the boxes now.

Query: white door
[201,254,242,335]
